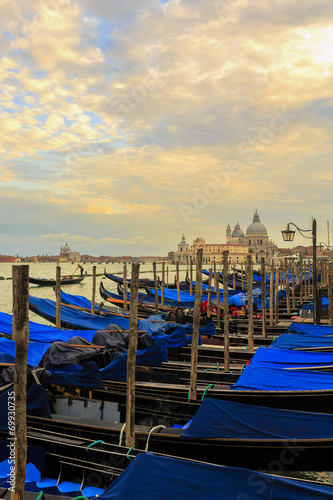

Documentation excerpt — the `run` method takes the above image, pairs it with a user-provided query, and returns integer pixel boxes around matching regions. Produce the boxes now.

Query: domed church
[226,210,277,263]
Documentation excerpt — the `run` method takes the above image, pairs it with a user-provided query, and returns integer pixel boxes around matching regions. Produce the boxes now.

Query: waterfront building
[60,243,81,262]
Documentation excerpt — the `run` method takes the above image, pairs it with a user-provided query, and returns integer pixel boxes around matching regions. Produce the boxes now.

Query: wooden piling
[161,262,165,306]
[189,249,203,401]
[269,263,274,327]
[55,266,61,328]
[300,259,304,306]
[223,250,229,371]
[123,264,128,311]
[247,255,254,351]
[166,266,169,288]
[329,273,333,326]
[153,262,159,315]
[215,266,221,329]
[291,262,296,310]
[274,264,279,326]
[176,262,181,302]
[241,262,244,290]
[91,265,96,314]
[207,268,212,318]
[126,263,140,448]
[12,265,29,500]
[260,257,267,338]
[285,259,291,315]
[233,264,236,290]
[189,259,193,296]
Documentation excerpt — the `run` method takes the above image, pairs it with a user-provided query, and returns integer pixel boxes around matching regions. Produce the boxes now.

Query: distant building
[60,243,81,262]
[0,255,16,262]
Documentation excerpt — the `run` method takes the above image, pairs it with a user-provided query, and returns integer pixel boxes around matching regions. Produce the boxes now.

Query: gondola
[29,273,87,286]
[104,269,160,288]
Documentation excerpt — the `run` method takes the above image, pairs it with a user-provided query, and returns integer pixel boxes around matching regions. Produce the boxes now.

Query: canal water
[1,261,333,485]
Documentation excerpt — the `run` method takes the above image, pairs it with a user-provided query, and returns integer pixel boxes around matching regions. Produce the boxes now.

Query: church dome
[232,222,244,239]
[246,210,267,236]
[62,242,71,252]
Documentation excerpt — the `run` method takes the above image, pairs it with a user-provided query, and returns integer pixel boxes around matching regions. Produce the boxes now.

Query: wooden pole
[189,249,203,401]
[91,265,96,314]
[207,268,212,318]
[300,259,304,305]
[260,257,267,338]
[269,262,274,327]
[176,262,181,302]
[123,264,128,311]
[291,262,296,310]
[329,274,333,326]
[247,255,254,351]
[166,266,169,288]
[233,264,236,290]
[153,262,159,315]
[215,266,221,329]
[55,266,61,328]
[222,250,230,371]
[161,262,165,306]
[11,265,29,500]
[285,259,291,315]
[125,262,140,448]
[189,259,193,296]
[274,264,279,326]
[241,262,244,290]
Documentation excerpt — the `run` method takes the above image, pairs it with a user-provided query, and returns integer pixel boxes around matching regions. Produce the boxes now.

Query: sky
[1,0,333,256]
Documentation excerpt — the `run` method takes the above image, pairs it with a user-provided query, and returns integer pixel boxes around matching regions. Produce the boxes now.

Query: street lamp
[281,219,317,324]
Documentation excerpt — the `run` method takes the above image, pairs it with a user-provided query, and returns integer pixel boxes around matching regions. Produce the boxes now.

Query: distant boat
[29,273,87,286]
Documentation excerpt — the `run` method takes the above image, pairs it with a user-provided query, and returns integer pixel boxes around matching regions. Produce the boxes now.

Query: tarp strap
[145,425,166,452]
[126,447,134,462]
[86,440,105,449]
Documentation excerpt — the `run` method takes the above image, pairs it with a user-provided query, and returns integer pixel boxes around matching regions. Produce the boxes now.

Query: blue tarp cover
[181,398,333,440]
[270,333,333,350]
[95,452,333,500]
[0,311,96,343]
[60,290,109,311]
[29,295,132,330]
[0,337,51,366]
[48,361,102,389]
[289,323,333,336]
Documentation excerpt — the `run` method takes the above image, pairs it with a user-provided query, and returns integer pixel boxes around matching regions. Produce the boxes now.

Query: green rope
[201,384,216,400]
[230,370,233,375]
[126,446,134,462]
[204,362,219,374]
[36,493,44,500]
[70,497,89,500]
[86,439,105,449]
[241,364,245,373]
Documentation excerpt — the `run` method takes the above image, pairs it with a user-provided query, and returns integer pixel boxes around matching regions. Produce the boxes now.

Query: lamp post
[281,219,317,324]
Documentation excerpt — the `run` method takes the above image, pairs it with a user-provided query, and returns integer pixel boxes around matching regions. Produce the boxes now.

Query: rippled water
[1,261,333,485]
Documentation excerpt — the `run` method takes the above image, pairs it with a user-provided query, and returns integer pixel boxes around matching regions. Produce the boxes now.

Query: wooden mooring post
[260,257,267,338]
[189,249,203,400]
[285,259,291,315]
[123,264,128,311]
[161,262,165,306]
[269,263,274,327]
[126,263,140,448]
[329,273,333,326]
[247,255,254,351]
[274,263,279,326]
[11,265,29,500]
[153,262,159,315]
[222,251,230,371]
[55,266,61,328]
[291,262,296,310]
[91,265,96,314]
[207,268,212,319]
[176,262,181,303]
[189,259,193,296]
[215,263,221,329]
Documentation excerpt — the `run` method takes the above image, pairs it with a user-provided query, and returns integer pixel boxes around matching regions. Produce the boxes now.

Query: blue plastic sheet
[48,361,102,389]
[96,452,333,499]
[181,398,333,440]
[289,323,333,336]
[0,311,96,343]
[29,295,132,330]
[270,333,333,350]
[250,346,333,369]
[0,337,51,366]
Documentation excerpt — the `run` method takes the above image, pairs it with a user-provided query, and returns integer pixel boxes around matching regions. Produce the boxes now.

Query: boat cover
[181,398,333,440]
[289,323,333,335]
[0,384,51,430]
[60,289,109,311]
[270,333,333,350]
[250,346,333,368]
[96,452,333,499]
[0,337,51,365]
[29,295,132,330]
[0,311,96,343]
[45,361,102,389]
